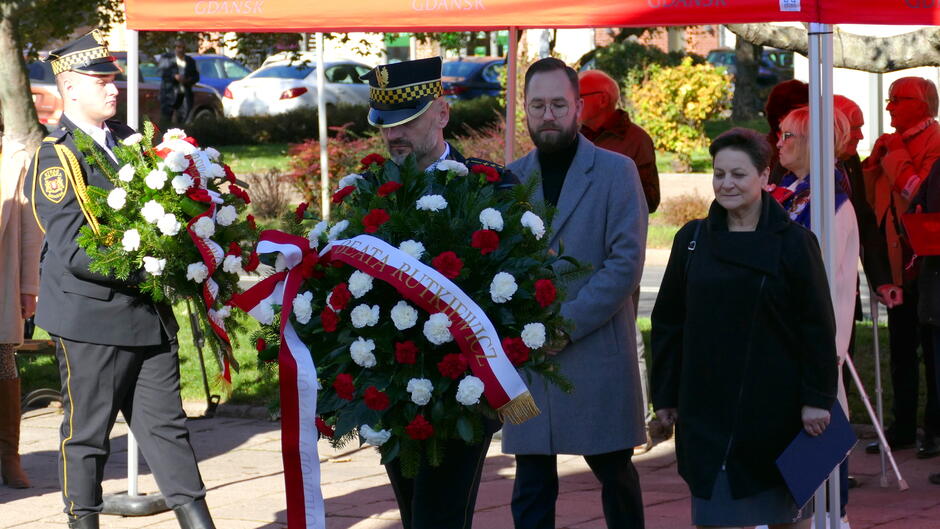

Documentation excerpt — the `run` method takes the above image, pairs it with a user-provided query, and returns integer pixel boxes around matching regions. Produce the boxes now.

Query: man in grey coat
[502,57,649,528]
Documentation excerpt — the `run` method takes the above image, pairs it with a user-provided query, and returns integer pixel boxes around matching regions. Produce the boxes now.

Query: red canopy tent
[122,1,936,527]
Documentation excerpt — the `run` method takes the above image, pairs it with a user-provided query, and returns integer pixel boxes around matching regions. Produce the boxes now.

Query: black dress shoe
[67,514,99,529]
[174,498,216,529]
[847,475,860,489]
[929,472,940,485]
[917,437,940,459]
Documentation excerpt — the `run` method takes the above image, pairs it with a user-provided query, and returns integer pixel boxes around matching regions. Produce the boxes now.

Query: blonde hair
[779,105,850,159]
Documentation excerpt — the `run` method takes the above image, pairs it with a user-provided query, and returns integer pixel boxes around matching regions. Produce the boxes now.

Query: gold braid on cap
[50,47,111,75]
[370,80,442,105]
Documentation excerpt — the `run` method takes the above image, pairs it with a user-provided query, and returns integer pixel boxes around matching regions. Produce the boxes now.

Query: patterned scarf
[770,168,850,229]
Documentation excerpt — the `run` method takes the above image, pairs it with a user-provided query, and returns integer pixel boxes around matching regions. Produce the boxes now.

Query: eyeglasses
[527,101,571,118]
[885,96,919,105]
[780,131,800,142]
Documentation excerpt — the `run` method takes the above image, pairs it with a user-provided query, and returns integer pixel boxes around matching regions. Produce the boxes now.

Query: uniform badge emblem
[377,66,390,88]
[40,166,68,203]
[91,29,106,46]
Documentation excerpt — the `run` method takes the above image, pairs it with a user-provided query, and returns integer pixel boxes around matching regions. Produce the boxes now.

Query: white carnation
[142,256,166,276]
[204,147,221,161]
[455,376,485,406]
[121,133,143,146]
[186,262,209,284]
[479,208,504,232]
[416,194,448,212]
[390,300,418,330]
[406,378,433,406]
[423,312,453,345]
[337,173,363,189]
[192,216,216,238]
[490,272,518,303]
[157,213,181,236]
[255,300,275,325]
[328,220,349,241]
[117,164,136,182]
[222,254,243,274]
[215,205,237,226]
[398,240,426,260]
[121,229,140,252]
[293,291,314,325]
[521,211,546,240]
[209,163,226,179]
[308,220,328,248]
[107,187,127,210]
[521,322,547,349]
[141,200,165,224]
[163,128,187,142]
[164,151,189,172]
[360,425,391,446]
[348,270,373,298]
[171,173,194,194]
[350,304,380,328]
[145,169,168,190]
[436,159,469,176]
[350,337,377,368]
[213,306,231,320]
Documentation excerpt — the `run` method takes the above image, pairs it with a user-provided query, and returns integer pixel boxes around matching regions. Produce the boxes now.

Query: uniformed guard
[360,56,515,529]
[25,31,216,529]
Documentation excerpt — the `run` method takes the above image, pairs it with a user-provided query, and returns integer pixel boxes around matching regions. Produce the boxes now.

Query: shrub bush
[630,58,731,172]
[593,40,698,91]
[247,169,295,221]
[659,193,711,227]
[451,116,533,165]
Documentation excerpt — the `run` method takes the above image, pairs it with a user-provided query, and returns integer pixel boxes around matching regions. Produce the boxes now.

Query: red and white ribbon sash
[229,230,324,529]
[322,235,538,420]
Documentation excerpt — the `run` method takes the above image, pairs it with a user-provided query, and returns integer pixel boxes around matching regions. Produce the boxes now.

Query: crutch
[869,291,889,487]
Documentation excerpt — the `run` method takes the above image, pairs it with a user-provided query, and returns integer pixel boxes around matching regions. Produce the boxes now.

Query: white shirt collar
[66,113,116,162]
[425,142,451,173]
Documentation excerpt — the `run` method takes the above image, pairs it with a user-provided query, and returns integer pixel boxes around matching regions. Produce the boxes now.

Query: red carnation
[471,164,500,183]
[246,214,257,231]
[223,164,236,184]
[362,208,390,233]
[377,181,403,197]
[187,188,211,203]
[184,136,200,147]
[361,153,386,168]
[395,341,418,364]
[298,251,320,279]
[315,417,335,438]
[405,414,434,440]
[295,202,309,221]
[534,279,557,308]
[321,307,338,332]
[244,251,260,272]
[502,337,530,366]
[230,185,251,204]
[332,185,356,204]
[471,230,500,255]
[255,338,266,352]
[437,353,469,379]
[431,251,463,279]
[333,373,355,400]
[363,386,390,411]
[227,241,241,255]
[329,283,352,311]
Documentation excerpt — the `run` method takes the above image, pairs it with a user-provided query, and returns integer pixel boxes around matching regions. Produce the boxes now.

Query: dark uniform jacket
[651,192,838,500]
[914,159,940,326]
[26,116,177,346]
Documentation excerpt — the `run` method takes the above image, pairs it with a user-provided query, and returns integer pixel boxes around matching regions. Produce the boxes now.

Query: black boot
[67,514,99,529]
[174,499,216,529]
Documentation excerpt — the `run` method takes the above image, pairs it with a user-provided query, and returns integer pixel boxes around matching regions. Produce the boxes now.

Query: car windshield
[252,64,315,79]
[442,61,480,78]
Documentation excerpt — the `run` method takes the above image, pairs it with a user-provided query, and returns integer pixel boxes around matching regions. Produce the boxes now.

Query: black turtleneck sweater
[537,136,579,207]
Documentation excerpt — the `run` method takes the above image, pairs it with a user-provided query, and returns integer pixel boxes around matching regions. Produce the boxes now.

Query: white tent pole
[504,27,518,166]
[317,32,330,220]
[125,27,141,498]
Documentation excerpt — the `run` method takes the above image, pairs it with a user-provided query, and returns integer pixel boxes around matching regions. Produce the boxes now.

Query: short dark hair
[708,127,772,173]
[524,57,579,99]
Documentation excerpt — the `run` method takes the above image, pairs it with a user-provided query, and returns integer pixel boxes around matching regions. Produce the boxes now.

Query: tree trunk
[731,38,762,121]
[0,11,44,154]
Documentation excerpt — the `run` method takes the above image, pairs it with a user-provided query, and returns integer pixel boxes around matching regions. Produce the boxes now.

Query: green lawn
[219,143,291,176]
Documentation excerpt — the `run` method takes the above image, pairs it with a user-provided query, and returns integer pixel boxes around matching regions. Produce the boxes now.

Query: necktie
[104,130,117,151]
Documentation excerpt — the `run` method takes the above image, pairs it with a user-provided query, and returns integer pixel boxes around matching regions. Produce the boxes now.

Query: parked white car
[222,60,372,117]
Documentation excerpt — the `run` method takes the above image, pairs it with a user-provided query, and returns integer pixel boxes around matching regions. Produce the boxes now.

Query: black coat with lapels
[651,191,838,500]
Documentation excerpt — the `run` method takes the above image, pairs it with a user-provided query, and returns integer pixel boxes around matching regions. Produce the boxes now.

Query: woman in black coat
[651,128,838,529]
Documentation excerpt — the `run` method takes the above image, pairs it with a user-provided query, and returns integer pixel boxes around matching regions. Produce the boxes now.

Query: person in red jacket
[863,76,940,457]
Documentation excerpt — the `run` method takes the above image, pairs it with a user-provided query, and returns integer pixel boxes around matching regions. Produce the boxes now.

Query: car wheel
[190,107,218,123]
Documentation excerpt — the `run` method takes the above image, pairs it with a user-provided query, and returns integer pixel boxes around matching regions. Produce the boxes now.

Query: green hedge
[186,97,505,146]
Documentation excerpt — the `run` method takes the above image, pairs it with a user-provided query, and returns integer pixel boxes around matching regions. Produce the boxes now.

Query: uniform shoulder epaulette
[42,126,69,144]
[465,157,506,171]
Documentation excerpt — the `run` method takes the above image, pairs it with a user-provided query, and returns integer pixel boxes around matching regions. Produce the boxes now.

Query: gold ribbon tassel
[497,391,540,425]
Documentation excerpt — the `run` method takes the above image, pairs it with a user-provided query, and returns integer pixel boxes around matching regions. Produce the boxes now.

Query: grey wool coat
[502,134,649,455]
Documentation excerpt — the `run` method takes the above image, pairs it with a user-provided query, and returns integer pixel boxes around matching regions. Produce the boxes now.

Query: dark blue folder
[775,403,857,508]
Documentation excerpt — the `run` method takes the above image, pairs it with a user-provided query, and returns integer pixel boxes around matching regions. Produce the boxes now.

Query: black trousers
[384,435,492,529]
[512,450,644,529]
[53,335,206,518]
[887,282,940,441]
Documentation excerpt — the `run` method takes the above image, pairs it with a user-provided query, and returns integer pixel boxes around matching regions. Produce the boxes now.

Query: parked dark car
[27,56,224,126]
[161,53,251,94]
[441,57,505,100]
[706,47,794,86]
